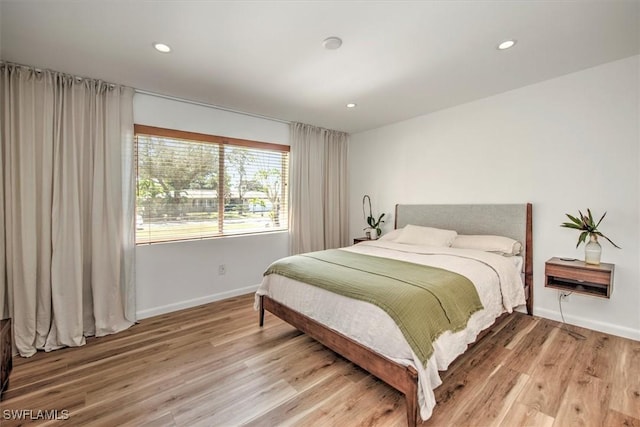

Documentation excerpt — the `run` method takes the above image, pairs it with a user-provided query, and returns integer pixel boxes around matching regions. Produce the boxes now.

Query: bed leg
[405,365,419,427]
[259,295,265,327]
[405,394,417,427]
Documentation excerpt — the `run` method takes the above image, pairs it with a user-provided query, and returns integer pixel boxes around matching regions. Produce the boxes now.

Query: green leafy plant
[561,209,620,248]
[362,195,385,237]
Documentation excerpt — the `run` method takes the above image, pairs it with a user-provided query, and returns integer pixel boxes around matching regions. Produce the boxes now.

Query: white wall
[349,56,640,340]
[134,94,290,318]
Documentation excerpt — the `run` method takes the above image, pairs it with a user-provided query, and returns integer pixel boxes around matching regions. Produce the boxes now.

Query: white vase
[369,229,379,240]
[584,234,602,265]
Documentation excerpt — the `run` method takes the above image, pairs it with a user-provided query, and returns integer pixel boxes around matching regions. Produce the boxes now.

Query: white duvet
[255,240,526,421]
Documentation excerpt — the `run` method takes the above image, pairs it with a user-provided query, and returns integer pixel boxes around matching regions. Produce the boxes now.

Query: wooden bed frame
[259,203,533,426]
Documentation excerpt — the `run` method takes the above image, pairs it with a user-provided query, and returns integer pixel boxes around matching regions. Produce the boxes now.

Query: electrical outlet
[218,264,226,275]
[560,291,570,302]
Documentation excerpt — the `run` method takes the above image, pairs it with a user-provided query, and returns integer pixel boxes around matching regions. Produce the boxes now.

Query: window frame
[134,124,289,245]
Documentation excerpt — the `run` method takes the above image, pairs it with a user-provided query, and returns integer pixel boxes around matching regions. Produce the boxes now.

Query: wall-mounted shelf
[545,257,614,298]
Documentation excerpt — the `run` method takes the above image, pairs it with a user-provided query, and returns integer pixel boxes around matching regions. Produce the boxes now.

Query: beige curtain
[289,122,349,254]
[0,63,136,357]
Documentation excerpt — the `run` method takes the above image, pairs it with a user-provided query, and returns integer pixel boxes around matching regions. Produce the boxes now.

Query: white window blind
[135,125,289,244]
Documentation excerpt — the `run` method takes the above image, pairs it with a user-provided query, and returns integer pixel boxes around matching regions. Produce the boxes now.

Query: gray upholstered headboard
[395,204,527,245]
[395,203,533,314]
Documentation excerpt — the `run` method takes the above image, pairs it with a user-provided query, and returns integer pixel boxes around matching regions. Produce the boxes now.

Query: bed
[256,203,533,426]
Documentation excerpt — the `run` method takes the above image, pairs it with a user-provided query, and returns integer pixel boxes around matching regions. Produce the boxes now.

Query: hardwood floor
[1,293,639,426]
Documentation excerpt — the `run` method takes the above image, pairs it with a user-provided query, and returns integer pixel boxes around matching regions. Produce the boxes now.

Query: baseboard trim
[136,290,640,340]
[136,284,260,320]
[535,307,640,341]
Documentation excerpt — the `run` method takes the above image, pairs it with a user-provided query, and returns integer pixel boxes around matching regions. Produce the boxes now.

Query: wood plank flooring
[1,293,639,426]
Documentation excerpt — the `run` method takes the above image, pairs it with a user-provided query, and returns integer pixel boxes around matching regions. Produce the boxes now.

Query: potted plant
[362,195,385,239]
[561,208,620,265]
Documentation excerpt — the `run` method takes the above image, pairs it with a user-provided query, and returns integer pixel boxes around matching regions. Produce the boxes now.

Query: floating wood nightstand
[545,257,614,298]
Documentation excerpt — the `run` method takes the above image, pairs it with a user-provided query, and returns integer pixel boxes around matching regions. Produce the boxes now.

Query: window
[135,125,289,244]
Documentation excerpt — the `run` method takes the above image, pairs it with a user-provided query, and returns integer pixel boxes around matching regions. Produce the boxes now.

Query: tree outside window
[135,126,288,244]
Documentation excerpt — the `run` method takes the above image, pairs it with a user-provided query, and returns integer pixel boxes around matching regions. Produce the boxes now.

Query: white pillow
[451,234,522,256]
[395,225,457,247]
[378,228,404,242]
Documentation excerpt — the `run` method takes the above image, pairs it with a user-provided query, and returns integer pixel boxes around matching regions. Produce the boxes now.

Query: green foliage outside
[136,136,287,242]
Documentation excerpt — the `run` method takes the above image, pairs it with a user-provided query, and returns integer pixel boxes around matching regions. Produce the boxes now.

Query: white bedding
[255,240,526,421]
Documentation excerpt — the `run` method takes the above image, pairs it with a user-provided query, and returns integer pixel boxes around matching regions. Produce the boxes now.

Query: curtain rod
[134,89,291,125]
[1,61,117,88]
[2,62,290,125]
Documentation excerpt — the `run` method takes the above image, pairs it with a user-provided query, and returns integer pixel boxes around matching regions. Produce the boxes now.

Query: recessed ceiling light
[346,103,357,108]
[497,40,516,50]
[153,42,172,53]
[323,37,343,50]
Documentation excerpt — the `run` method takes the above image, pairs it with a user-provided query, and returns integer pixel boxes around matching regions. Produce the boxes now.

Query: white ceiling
[1,0,638,133]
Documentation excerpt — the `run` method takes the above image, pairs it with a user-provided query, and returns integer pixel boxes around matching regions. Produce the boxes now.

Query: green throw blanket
[264,249,483,365]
